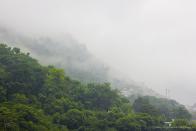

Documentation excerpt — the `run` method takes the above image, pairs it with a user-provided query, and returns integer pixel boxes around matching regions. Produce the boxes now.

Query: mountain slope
[0,27,159,99]
[0,43,166,130]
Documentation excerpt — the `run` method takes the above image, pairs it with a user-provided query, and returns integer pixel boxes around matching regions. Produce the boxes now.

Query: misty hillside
[187,103,196,120]
[0,27,159,99]
[0,44,193,130]
[0,27,108,83]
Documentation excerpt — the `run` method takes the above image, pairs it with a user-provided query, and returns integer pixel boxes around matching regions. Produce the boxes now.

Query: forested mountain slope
[0,44,163,130]
[0,27,159,99]
[0,44,194,130]
[133,96,191,120]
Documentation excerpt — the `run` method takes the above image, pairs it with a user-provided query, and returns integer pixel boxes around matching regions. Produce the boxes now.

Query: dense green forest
[0,44,195,131]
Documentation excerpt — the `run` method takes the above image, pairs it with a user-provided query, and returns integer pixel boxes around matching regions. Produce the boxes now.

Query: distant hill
[0,43,173,130]
[0,43,193,130]
[187,103,196,120]
[133,96,191,120]
[0,27,159,100]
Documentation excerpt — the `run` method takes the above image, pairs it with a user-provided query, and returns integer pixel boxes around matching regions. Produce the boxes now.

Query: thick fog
[0,0,196,105]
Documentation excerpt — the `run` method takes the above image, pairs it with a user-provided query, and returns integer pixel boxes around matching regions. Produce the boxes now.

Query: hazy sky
[0,0,196,105]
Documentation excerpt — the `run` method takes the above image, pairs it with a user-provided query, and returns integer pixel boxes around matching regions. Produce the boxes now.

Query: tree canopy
[0,43,193,131]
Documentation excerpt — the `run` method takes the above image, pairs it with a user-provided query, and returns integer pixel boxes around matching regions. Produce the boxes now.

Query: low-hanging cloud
[0,0,196,105]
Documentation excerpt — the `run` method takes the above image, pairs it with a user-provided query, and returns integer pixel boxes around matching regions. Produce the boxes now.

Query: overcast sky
[0,0,196,105]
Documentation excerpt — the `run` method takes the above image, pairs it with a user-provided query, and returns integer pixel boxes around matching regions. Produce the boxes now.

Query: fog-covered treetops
[0,27,158,99]
[0,43,194,130]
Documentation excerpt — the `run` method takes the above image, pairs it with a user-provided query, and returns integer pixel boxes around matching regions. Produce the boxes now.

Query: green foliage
[190,121,196,128]
[133,97,160,116]
[74,83,122,111]
[0,106,19,131]
[133,96,191,120]
[0,85,7,102]
[0,43,192,130]
[171,119,190,127]
[60,109,84,129]
[0,102,52,131]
